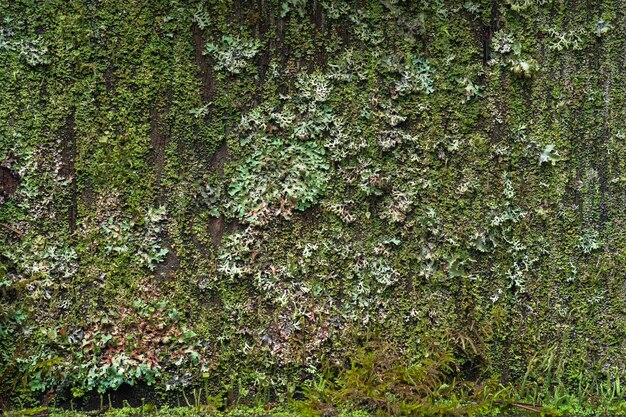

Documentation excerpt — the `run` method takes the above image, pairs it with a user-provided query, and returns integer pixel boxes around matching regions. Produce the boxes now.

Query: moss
[1,0,626,413]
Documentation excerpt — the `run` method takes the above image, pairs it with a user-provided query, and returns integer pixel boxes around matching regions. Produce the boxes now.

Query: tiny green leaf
[539,144,562,165]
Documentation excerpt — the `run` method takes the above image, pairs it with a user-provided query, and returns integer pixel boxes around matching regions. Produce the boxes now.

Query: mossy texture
[1,0,626,412]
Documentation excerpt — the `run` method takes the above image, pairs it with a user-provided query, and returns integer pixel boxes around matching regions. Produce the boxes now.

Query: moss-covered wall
[1,0,625,409]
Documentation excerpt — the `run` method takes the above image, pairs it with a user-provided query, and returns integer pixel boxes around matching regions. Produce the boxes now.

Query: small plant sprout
[203,34,261,74]
[595,19,610,37]
[189,103,211,118]
[578,229,601,254]
[539,144,562,165]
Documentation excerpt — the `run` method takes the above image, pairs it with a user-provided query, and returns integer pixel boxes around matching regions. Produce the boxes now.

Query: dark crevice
[208,141,236,247]
[254,0,272,97]
[149,98,171,188]
[482,1,500,66]
[597,61,611,229]
[103,64,116,93]
[0,166,18,202]
[60,115,77,234]
[192,24,215,104]
[208,140,230,176]
[311,0,327,68]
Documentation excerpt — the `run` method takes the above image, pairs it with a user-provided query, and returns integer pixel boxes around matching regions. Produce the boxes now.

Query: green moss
[1,0,626,413]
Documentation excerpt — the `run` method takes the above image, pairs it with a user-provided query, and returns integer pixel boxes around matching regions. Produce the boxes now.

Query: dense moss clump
[1,0,626,414]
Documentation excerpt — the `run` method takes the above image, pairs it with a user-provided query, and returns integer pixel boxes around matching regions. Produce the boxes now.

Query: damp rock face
[1,0,626,411]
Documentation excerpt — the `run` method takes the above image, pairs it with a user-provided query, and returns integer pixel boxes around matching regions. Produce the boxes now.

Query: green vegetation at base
[5,395,626,417]
[6,342,626,416]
